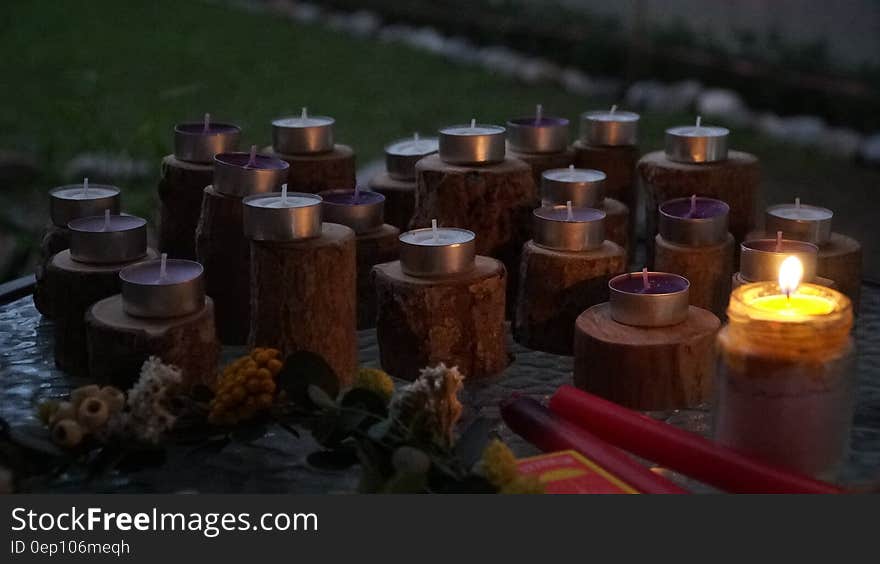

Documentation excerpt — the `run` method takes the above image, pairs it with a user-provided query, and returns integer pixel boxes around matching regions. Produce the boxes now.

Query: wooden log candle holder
[34,181,121,318]
[373,224,508,381]
[653,196,735,319]
[158,117,240,260]
[638,119,760,265]
[320,189,400,329]
[573,271,720,410]
[46,213,153,378]
[245,192,358,387]
[85,256,217,389]
[514,205,625,355]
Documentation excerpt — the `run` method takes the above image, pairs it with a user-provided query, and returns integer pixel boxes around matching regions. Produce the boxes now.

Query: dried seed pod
[98,386,126,413]
[70,384,101,408]
[49,401,76,426]
[77,397,110,431]
[52,419,84,448]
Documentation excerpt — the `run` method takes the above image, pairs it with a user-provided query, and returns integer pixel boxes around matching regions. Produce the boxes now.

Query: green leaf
[340,388,388,418]
[277,351,341,409]
[307,385,337,411]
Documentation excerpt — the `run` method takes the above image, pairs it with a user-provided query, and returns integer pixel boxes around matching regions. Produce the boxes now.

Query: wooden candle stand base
[368,172,415,231]
[195,185,250,345]
[601,197,630,261]
[265,145,356,194]
[47,248,157,378]
[85,295,219,390]
[157,154,213,260]
[572,140,640,216]
[33,224,72,318]
[573,303,720,410]
[638,150,761,264]
[654,233,735,319]
[412,154,535,312]
[507,146,574,198]
[514,240,626,355]
[249,223,357,387]
[355,224,400,329]
[732,272,836,291]
[373,256,508,381]
[746,229,862,311]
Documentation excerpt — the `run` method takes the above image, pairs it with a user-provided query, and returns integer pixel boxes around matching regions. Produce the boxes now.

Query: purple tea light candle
[609,268,690,327]
[659,195,730,246]
[533,202,606,252]
[120,253,205,318]
[507,104,569,154]
[68,210,148,265]
[272,107,335,155]
[320,187,385,235]
[49,178,121,228]
[213,145,290,197]
[174,113,241,164]
[438,119,506,165]
[541,165,606,207]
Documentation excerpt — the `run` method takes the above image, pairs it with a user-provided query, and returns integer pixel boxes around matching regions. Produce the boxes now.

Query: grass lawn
[1,0,878,281]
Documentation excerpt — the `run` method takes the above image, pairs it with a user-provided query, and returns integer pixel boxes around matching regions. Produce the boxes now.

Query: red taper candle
[501,395,688,494]
[549,385,842,494]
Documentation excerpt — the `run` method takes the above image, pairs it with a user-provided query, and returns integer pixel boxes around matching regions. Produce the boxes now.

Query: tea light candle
[49,178,121,228]
[765,198,833,246]
[506,104,569,154]
[120,253,205,318]
[659,195,730,246]
[173,113,241,163]
[399,220,476,277]
[272,107,335,155]
[608,268,690,327]
[319,187,385,235]
[533,202,605,252]
[665,116,729,164]
[740,233,819,283]
[243,185,323,241]
[716,257,854,477]
[580,105,639,146]
[68,210,148,264]
[385,133,439,181]
[213,145,289,197]
[541,165,606,207]
[438,119,506,165]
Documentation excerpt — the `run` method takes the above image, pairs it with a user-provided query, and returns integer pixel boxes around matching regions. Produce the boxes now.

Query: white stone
[819,127,863,159]
[560,68,593,96]
[64,153,152,181]
[778,115,827,146]
[696,88,752,125]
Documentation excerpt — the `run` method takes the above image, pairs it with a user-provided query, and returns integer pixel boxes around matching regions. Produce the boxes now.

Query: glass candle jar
[714,282,854,480]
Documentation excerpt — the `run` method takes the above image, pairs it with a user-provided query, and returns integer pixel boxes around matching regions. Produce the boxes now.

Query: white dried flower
[120,357,183,443]
[390,363,464,446]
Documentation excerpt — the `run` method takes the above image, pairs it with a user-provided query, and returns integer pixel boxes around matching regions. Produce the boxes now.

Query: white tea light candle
[399,220,476,277]
[438,119,506,165]
[243,185,323,241]
[665,116,729,163]
[272,107,335,155]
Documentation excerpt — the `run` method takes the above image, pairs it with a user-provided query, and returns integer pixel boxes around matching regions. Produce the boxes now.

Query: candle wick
[431,219,439,243]
[641,267,650,291]
[103,209,110,232]
[688,194,697,218]
[775,230,783,252]
[159,253,168,280]
[354,185,360,201]
[610,104,617,114]
[696,115,702,128]
[535,103,543,124]
[301,107,308,120]
[795,197,801,209]
[203,112,211,133]
[470,118,476,129]
[281,183,288,206]
[82,177,89,197]
[414,132,420,141]
[247,145,257,168]
[566,200,573,221]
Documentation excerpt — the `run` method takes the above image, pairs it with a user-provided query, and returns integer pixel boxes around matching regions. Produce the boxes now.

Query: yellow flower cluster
[480,439,544,495]
[209,348,283,425]
[353,367,395,401]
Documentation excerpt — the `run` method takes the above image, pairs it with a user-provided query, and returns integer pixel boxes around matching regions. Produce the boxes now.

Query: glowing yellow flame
[778,256,803,295]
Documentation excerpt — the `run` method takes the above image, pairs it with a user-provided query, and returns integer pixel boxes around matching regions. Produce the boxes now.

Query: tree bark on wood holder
[514,240,626,355]
[33,224,71,318]
[157,154,213,260]
[411,155,535,312]
[573,303,720,410]
[654,233,735,320]
[85,295,219,390]
[368,172,415,231]
[746,229,862,312]
[601,197,630,263]
[507,147,574,200]
[638,150,761,265]
[373,257,508,382]
[572,140,640,221]
[354,224,400,329]
[195,185,250,345]
[264,145,356,194]
[249,223,358,387]
[46,248,157,378]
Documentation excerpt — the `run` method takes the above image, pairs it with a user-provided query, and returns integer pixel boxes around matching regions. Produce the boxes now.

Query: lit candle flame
[779,256,803,298]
